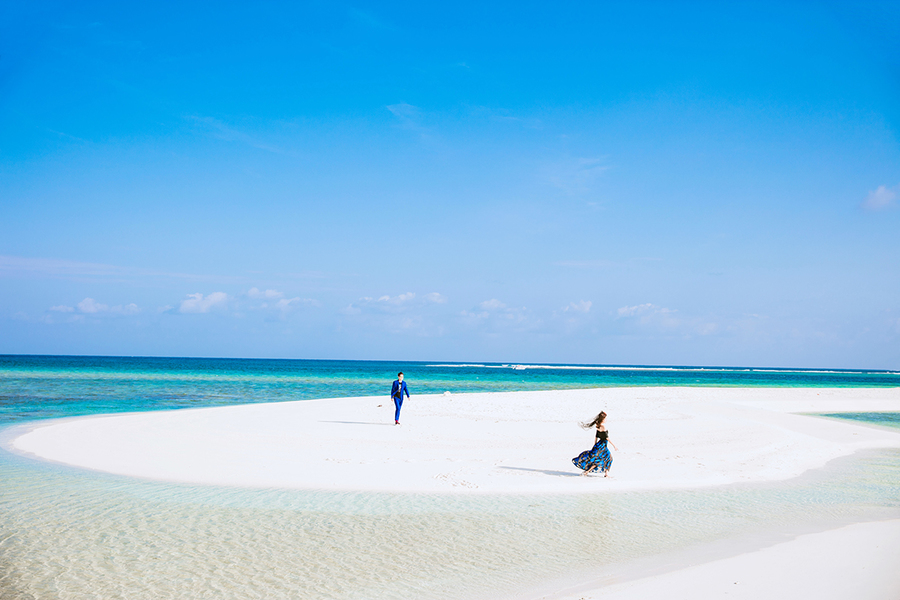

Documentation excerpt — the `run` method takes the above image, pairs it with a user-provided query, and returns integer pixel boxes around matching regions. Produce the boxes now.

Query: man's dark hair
[398,372,403,377]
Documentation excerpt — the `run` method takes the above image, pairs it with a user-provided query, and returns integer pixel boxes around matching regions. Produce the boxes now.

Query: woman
[572,411,618,477]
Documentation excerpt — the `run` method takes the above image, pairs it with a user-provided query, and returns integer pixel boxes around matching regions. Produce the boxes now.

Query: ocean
[2,354,898,424]
[1,355,898,599]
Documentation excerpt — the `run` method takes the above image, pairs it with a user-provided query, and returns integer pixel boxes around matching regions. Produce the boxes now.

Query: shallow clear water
[2,446,898,600]
[1,356,898,599]
[820,412,900,429]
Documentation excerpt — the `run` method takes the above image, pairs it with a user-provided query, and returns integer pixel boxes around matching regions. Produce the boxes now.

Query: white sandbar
[10,386,900,494]
[546,519,900,600]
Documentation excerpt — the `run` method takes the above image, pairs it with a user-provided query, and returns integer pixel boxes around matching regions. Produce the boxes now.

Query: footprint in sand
[434,472,478,489]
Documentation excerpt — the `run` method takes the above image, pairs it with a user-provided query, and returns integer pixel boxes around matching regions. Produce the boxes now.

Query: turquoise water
[2,354,898,424]
[1,355,899,599]
[820,412,900,429]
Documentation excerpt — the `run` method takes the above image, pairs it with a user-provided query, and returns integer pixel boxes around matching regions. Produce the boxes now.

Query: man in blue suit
[390,372,410,425]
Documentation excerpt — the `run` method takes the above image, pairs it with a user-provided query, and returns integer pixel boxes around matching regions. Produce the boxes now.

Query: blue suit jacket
[391,380,409,399]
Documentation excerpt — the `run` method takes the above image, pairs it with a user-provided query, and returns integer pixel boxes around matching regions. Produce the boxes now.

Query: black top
[595,429,608,442]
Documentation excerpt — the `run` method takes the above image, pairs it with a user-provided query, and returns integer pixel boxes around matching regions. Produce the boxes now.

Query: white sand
[8,386,900,599]
[9,386,900,494]
[544,519,900,600]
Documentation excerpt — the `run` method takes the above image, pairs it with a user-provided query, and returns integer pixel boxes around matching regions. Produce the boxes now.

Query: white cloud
[425,292,447,303]
[565,300,592,313]
[479,299,506,310]
[617,303,658,318]
[248,287,284,299]
[245,287,317,316]
[53,298,141,316]
[275,298,298,310]
[116,303,140,315]
[617,303,679,329]
[460,299,538,331]
[340,291,447,336]
[616,303,723,336]
[696,322,719,335]
[377,292,416,305]
[78,297,108,313]
[274,297,317,311]
[179,292,228,314]
[341,304,362,316]
[862,184,898,211]
[343,291,448,315]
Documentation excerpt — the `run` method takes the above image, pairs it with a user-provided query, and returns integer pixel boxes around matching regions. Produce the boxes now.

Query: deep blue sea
[2,354,898,426]
[1,355,898,599]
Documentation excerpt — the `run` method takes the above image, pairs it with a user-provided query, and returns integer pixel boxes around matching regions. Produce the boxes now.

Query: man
[390,372,410,425]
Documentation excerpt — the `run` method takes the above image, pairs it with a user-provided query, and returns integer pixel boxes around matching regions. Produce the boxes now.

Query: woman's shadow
[499,466,580,477]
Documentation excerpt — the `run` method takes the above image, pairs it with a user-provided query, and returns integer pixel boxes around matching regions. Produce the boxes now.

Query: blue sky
[1,1,898,368]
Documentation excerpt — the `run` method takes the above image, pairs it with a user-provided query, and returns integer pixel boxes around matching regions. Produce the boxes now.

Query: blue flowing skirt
[572,440,612,473]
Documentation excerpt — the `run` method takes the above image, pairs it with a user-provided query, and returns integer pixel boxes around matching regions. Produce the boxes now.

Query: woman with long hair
[572,411,618,477]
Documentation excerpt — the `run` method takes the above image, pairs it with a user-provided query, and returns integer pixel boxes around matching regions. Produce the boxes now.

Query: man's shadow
[499,466,580,477]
